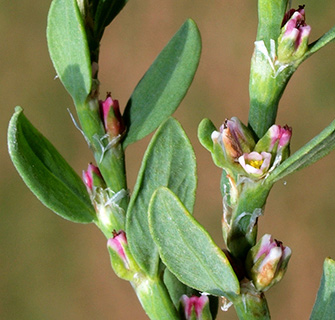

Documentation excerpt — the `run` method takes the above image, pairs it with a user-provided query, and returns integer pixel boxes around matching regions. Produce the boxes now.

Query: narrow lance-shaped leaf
[267,119,335,184]
[149,187,240,300]
[47,0,92,106]
[126,118,197,277]
[310,258,335,320]
[8,107,95,223]
[122,19,201,148]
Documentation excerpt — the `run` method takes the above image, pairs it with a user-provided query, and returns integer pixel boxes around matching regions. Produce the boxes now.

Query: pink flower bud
[82,163,104,193]
[180,295,210,320]
[107,230,129,269]
[238,151,272,178]
[281,5,306,28]
[268,124,292,151]
[246,234,291,292]
[254,124,292,164]
[278,125,292,148]
[99,93,125,137]
[278,5,311,63]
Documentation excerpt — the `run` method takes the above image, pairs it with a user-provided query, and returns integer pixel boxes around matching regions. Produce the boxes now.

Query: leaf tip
[14,106,23,114]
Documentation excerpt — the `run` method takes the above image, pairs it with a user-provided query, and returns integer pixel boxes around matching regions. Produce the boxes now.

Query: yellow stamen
[249,159,263,169]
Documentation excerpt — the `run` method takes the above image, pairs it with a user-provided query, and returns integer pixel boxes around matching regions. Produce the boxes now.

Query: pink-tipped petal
[181,295,209,319]
[82,163,102,191]
[107,231,129,269]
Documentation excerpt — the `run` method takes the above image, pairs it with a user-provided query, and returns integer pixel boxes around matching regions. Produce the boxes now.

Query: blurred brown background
[1,1,335,319]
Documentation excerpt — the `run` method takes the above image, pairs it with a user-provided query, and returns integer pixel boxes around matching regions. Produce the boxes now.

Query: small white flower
[238,151,272,178]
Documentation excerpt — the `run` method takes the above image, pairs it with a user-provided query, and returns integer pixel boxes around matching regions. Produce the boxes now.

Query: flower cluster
[212,118,292,179]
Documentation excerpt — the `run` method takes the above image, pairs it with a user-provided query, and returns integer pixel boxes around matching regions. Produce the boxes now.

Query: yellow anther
[249,159,263,169]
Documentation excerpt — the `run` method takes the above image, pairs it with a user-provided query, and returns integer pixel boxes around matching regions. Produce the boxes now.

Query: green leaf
[149,187,240,299]
[8,107,95,223]
[163,268,199,309]
[310,258,335,320]
[47,0,92,106]
[126,118,197,277]
[122,19,201,148]
[94,0,128,41]
[267,119,335,184]
[306,25,335,58]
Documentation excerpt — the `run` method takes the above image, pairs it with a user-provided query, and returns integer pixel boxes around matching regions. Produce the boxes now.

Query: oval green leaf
[47,0,92,106]
[8,107,95,223]
[149,187,240,300]
[126,118,197,277]
[122,19,201,148]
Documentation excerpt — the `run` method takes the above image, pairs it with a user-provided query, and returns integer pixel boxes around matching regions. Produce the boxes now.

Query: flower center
[248,159,263,169]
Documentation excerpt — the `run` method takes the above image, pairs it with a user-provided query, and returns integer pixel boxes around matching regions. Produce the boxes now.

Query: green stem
[96,142,129,212]
[248,50,296,139]
[227,182,272,260]
[248,0,289,139]
[76,97,129,212]
[133,276,180,320]
[249,74,288,139]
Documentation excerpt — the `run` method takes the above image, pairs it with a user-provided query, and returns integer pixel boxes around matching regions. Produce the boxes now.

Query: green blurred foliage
[1,1,335,319]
